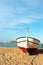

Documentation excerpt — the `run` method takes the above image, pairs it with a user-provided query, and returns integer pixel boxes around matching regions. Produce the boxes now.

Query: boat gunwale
[16,37,40,42]
[17,40,39,45]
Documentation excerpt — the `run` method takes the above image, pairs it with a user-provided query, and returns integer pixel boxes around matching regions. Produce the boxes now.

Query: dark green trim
[16,37,40,42]
[17,40,39,45]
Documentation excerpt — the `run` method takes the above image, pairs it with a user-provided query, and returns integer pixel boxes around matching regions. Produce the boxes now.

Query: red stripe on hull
[18,47,37,52]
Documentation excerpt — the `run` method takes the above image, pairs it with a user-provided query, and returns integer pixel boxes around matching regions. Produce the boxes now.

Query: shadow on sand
[28,49,43,55]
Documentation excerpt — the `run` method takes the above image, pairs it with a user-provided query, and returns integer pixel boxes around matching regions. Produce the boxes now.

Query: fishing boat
[16,28,40,52]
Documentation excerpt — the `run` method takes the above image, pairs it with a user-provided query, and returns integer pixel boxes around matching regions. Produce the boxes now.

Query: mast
[26,27,28,39]
[25,27,28,52]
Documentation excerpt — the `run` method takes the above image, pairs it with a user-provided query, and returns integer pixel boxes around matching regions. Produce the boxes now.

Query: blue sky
[0,0,43,43]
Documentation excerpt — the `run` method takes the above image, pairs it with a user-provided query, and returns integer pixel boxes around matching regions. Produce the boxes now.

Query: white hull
[17,42,38,48]
[16,37,40,51]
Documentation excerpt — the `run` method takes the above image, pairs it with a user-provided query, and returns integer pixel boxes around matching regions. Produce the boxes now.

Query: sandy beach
[0,47,43,65]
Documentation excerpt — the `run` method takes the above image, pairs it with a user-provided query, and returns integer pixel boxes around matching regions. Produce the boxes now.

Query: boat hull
[18,47,37,52]
[16,37,40,52]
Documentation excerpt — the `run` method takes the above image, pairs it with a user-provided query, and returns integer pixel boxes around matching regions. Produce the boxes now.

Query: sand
[0,47,43,65]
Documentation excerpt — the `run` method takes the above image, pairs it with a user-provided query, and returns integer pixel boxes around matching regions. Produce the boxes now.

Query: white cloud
[28,12,43,19]
[0,0,43,29]
[0,18,33,28]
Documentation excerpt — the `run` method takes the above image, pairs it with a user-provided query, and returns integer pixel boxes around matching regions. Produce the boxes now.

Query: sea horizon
[0,42,42,48]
